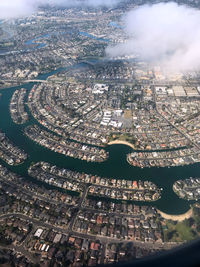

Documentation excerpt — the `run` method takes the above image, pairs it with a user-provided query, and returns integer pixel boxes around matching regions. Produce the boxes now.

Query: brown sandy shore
[108,140,194,222]
[108,140,135,149]
[157,208,193,222]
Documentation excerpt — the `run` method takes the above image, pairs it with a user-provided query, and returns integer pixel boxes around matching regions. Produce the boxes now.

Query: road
[0,211,179,264]
[152,84,200,149]
[0,244,39,264]
[1,78,193,87]
[0,176,76,209]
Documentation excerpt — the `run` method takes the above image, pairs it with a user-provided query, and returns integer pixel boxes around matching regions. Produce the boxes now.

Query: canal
[0,67,198,215]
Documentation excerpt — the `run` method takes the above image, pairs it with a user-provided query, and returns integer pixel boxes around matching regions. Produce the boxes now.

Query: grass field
[164,219,198,242]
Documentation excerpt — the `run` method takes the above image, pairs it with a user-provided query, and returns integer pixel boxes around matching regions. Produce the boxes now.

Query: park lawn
[175,222,196,241]
[164,220,197,242]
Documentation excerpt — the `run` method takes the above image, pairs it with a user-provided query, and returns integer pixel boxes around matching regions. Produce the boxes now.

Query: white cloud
[0,1,36,19]
[106,2,200,72]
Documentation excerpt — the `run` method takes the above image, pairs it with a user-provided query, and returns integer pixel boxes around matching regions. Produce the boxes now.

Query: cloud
[106,2,200,72]
[0,0,122,19]
[0,1,36,19]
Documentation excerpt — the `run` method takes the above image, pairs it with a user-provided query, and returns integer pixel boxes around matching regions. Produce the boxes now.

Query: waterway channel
[0,65,199,215]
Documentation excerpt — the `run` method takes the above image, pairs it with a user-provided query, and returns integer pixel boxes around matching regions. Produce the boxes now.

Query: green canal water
[0,68,198,215]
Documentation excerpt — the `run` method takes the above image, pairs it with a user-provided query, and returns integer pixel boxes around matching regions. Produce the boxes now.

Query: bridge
[80,60,97,67]
[24,80,48,83]
[0,79,64,85]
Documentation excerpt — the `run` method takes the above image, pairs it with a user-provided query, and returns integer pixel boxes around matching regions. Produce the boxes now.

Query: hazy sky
[0,0,122,19]
[106,2,200,72]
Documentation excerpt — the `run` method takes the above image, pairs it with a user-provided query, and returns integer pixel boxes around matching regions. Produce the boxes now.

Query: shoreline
[108,140,135,150]
[157,208,193,222]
